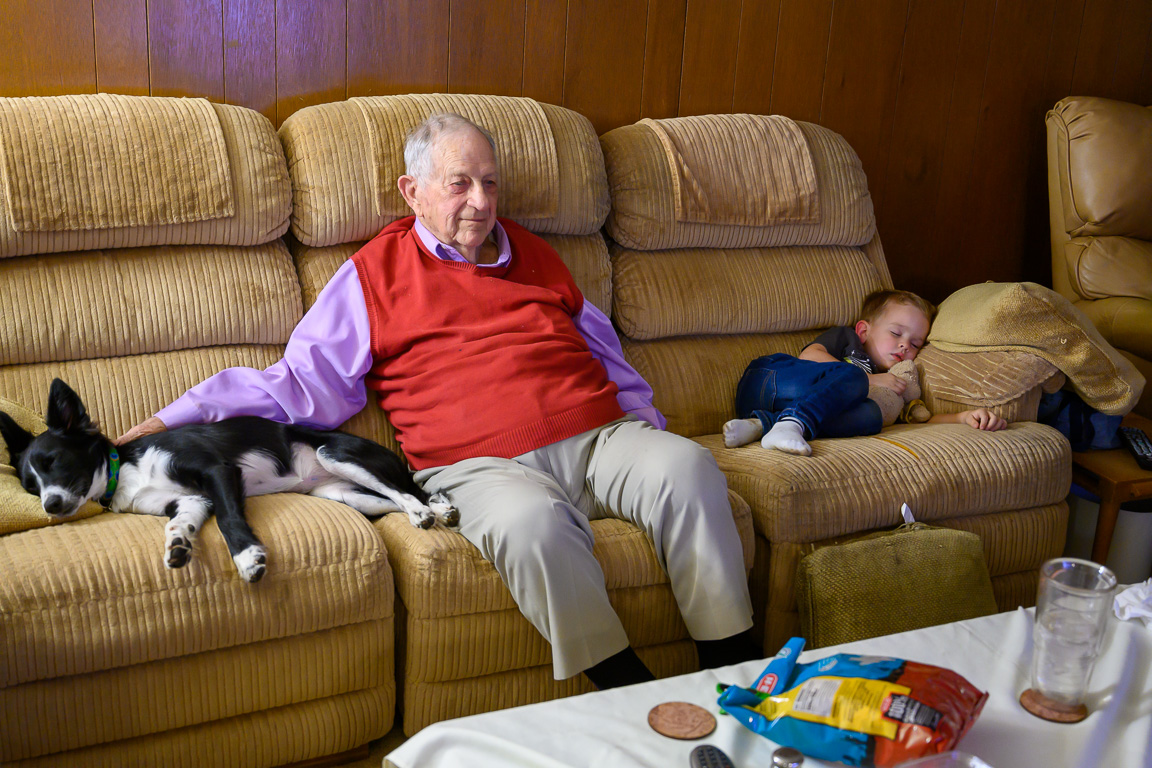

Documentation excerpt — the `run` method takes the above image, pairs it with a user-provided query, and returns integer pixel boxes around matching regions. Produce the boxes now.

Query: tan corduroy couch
[1,92,1111,765]
[0,96,396,767]
[597,114,1080,654]
[276,94,756,736]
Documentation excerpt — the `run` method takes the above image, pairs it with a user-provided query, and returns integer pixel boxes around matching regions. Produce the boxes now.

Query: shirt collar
[412,218,511,268]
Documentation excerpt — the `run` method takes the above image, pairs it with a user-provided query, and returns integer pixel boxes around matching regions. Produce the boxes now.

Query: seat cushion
[697,421,1071,543]
[377,489,754,734]
[0,495,393,688]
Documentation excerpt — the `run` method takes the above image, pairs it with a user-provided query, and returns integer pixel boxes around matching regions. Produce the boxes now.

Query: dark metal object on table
[689,744,735,768]
[772,746,805,767]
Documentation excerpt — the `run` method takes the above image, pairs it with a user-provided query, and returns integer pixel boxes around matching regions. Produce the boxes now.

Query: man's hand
[958,408,1008,431]
[115,416,167,445]
[868,372,907,396]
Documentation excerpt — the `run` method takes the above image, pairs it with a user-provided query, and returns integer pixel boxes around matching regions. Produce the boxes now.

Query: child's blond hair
[858,289,936,326]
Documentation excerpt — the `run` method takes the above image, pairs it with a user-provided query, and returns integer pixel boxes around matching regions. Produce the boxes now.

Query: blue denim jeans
[734,353,882,440]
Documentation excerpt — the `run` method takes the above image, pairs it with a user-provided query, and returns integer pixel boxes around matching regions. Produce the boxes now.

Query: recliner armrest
[915,346,1064,423]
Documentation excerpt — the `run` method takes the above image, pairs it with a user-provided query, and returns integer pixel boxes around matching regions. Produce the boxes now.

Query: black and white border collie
[0,379,458,582]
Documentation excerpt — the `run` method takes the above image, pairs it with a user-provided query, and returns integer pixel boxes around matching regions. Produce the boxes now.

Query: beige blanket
[928,281,1145,415]
[0,94,234,233]
[641,113,820,227]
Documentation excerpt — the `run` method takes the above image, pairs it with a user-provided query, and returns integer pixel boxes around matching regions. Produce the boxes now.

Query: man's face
[399,127,499,263]
[856,302,930,372]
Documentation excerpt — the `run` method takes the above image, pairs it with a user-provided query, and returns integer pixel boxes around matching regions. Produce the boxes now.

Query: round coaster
[1019,688,1088,723]
[647,701,717,740]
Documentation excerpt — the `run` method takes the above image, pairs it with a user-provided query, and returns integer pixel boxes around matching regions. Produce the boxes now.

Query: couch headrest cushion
[928,281,1146,415]
[353,95,558,223]
[280,95,609,247]
[601,119,875,251]
[640,114,819,228]
[1048,96,1152,241]
[0,95,233,234]
[0,97,290,258]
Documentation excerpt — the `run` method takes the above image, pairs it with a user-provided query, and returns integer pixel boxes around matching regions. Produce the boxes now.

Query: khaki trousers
[414,417,753,680]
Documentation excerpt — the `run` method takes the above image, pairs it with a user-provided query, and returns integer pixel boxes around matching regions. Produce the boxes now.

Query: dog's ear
[0,410,34,461]
[45,378,95,434]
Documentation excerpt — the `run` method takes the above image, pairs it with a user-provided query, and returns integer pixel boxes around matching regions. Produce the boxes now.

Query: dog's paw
[429,492,460,527]
[166,537,192,569]
[407,507,436,529]
[234,545,267,583]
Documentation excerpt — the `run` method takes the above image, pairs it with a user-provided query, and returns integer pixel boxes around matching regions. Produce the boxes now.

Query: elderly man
[119,113,755,688]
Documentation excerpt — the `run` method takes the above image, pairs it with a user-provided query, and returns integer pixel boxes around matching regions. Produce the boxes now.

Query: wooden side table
[1070,414,1152,564]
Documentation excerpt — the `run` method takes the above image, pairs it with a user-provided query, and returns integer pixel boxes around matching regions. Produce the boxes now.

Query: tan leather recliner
[1046,96,1152,417]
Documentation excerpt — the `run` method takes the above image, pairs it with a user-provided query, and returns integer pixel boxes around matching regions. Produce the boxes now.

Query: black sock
[583,646,656,690]
[695,630,761,671]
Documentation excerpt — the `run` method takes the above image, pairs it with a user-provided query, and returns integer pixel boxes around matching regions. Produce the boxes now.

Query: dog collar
[99,448,120,508]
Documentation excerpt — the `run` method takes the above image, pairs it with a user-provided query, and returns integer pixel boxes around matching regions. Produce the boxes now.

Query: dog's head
[0,379,111,518]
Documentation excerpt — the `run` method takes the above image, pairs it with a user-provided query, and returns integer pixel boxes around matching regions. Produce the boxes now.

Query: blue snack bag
[717,638,987,767]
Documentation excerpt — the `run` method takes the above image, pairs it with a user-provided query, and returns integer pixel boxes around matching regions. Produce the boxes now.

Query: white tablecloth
[385,609,1152,768]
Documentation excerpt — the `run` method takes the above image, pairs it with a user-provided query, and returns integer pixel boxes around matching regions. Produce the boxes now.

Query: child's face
[855,302,931,371]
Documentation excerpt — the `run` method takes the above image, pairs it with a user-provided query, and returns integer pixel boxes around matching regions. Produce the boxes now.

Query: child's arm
[798,343,838,363]
[928,408,1008,431]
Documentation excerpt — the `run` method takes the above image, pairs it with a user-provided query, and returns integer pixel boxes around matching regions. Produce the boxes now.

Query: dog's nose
[43,495,68,516]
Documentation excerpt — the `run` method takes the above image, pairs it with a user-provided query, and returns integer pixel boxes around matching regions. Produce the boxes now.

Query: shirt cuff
[155,397,203,430]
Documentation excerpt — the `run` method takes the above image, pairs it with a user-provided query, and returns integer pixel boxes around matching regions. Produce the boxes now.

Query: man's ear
[0,411,34,461]
[397,175,421,213]
[45,378,94,434]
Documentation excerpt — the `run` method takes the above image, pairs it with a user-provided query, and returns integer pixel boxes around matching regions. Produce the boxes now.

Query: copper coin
[647,701,717,740]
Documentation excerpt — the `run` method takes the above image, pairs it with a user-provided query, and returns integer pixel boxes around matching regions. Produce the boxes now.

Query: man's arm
[573,301,667,429]
[118,261,373,442]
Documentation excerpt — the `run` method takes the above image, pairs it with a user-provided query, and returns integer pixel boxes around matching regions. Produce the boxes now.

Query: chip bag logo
[756,673,778,693]
[817,658,838,672]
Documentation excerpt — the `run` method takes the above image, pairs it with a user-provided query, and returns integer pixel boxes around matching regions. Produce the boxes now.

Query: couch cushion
[1,618,392,762]
[353,95,559,222]
[5,687,392,768]
[1048,96,1152,240]
[0,95,233,234]
[698,421,1071,543]
[0,495,392,688]
[622,333,813,438]
[0,346,286,440]
[280,97,609,247]
[376,489,754,682]
[1064,236,1152,302]
[601,120,875,251]
[928,281,1145,415]
[611,243,886,340]
[0,242,301,366]
[1075,297,1152,361]
[640,114,819,227]
[0,101,290,258]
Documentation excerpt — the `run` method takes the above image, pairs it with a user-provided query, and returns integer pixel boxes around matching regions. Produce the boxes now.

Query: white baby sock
[761,418,811,456]
[723,418,764,448]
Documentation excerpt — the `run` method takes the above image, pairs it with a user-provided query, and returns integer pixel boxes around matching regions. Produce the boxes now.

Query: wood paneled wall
[2,0,1150,303]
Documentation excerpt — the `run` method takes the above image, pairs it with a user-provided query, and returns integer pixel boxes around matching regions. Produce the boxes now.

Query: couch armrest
[915,346,1064,423]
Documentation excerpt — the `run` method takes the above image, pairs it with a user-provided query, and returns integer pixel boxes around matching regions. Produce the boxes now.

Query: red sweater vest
[351,216,624,469]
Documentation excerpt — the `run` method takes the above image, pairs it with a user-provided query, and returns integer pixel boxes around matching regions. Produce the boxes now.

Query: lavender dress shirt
[157,219,666,434]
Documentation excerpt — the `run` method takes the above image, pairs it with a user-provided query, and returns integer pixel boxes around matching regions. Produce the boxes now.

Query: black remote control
[690,744,736,768]
[1120,426,1152,471]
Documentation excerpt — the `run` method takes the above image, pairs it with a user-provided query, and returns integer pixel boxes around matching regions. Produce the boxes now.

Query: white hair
[403,113,498,182]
